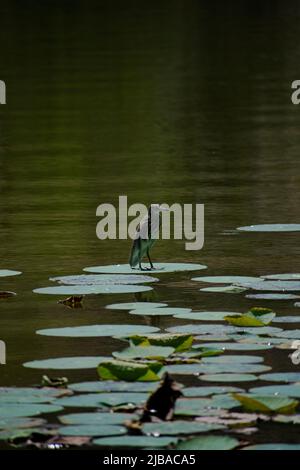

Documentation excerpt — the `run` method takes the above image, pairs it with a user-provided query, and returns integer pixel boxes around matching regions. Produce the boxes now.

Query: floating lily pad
[93,435,177,448]
[202,355,263,364]
[239,280,300,291]
[128,333,193,351]
[249,384,300,397]
[143,420,225,435]
[183,386,243,397]
[58,412,138,425]
[232,393,298,414]
[33,285,152,295]
[200,286,246,293]
[273,316,300,323]
[0,269,21,277]
[97,359,163,382]
[176,435,239,450]
[239,326,282,336]
[113,346,174,361]
[129,307,191,316]
[200,374,257,382]
[50,274,158,285]
[273,415,300,424]
[243,443,300,450]
[259,373,300,383]
[0,404,63,418]
[174,311,241,321]
[58,424,127,437]
[237,224,300,232]
[167,325,238,335]
[273,329,300,339]
[69,381,158,393]
[197,342,272,351]
[56,392,148,408]
[192,276,260,284]
[23,356,107,370]
[263,274,300,280]
[84,263,207,274]
[166,363,269,375]
[0,387,63,403]
[175,397,213,414]
[0,417,46,430]
[37,324,159,338]
[246,293,300,300]
[106,302,168,310]
[0,428,51,442]
[225,309,275,327]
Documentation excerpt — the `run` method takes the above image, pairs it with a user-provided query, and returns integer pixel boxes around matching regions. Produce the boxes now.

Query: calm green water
[1,1,300,442]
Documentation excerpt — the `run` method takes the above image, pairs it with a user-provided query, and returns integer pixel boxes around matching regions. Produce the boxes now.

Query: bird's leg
[139,260,150,271]
[147,250,155,270]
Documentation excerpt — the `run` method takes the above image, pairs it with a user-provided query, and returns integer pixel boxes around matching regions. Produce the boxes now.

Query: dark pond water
[1,0,300,448]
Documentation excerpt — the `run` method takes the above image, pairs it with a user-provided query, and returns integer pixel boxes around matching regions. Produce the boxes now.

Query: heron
[129,204,169,271]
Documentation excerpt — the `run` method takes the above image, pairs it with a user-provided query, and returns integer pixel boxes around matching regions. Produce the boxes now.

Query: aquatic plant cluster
[2,225,300,450]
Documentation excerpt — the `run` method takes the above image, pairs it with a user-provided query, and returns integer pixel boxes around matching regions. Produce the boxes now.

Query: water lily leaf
[200,286,246,293]
[238,280,300,291]
[23,356,107,370]
[37,324,159,338]
[0,269,21,277]
[143,420,225,435]
[129,307,191,316]
[56,392,148,408]
[177,347,223,359]
[93,435,177,448]
[198,342,272,351]
[166,363,269,375]
[69,381,158,393]
[232,393,298,414]
[113,346,174,361]
[176,435,239,450]
[249,384,300,397]
[174,397,213,415]
[273,414,300,424]
[50,274,158,285]
[33,285,152,295]
[246,293,300,300]
[127,333,193,351]
[225,310,275,327]
[167,324,238,335]
[263,273,300,280]
[192,276,260,284]
[106,302,167,310]
[237,224,300,232]
[200,374,257,382]
[0,388,62,404]
[58,412,138,425]
[97,359,163,382]
[0,404,63,418]
[243,443,300,450]
[202,355,263,364]
[259,373,300,383]
[273,316,300,323]
[83,263,207,274]
[174,311,241,321]
[0,427,51,442]
[183,386,243,397]
[273,329,300,339]
[58,424,127,437]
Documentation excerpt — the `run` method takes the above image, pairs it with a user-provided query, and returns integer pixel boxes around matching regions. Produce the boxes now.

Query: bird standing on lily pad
[129,204,169,271]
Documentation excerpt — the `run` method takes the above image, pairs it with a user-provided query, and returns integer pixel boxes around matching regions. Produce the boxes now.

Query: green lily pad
[50,274,158,285]
[174,311,241,321]
[23,356,107,369]
[263,274,300,280]
[198,342,272,351]
[0,404,63,418]
[237,224,300,232]
[232,393,298,414]
[113,346,174,361]
[183,386,243,397]
[192,276,260,284]
[0,428,51,441]
[56,392,148,408]
[200,374,257,382]
[202,355,263,364]
[246,293,300,300]
[97,359,163,382]
[58,412,138,425]
[129,307,191,316]
[37,324,159,337]
[83,263,207,274]
[200,286,246,293]
[243,443,300,450]
[93,435,177,448]
[175,397,213,414]
[69,381,158,393]
[167,325,238,335]
[176,435,239,450]
[259,373,300,383]
[166,363,269,375]
[273,316,300,323]
[127,333,193,351]
[33,285,152,295]
[249,384,300,397]
[273,329,300,339]
[58,424,127,437]
[0,417,46,430]
[106,302,167,310]
[143,420,225,435]
[0,269,21,277]
[225,309,275,327]
[239,280,300,291]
